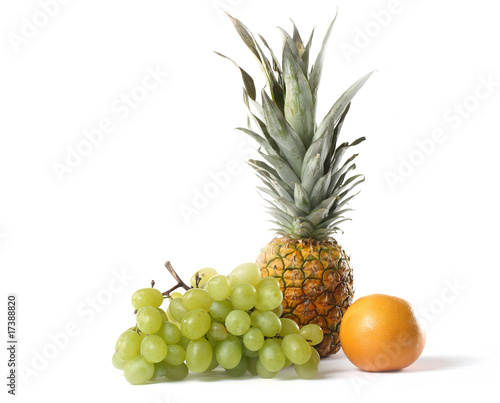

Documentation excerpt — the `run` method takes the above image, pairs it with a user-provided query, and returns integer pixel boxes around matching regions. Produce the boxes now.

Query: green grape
[255,276,280,290]
[259,338,286,372]
[228,263,261,286]
[115,330,141,361]
[284,357,292,368]
[157,308,168,321]
[294,355,319,379]
[131,288,164,310]
[206,332,218,348]
[282,334,312,365]
[250,310,282,337]
[123,356,154,385]
[207,322,228,341]
[279,318,300,337]
[178,335,191,350]
[230,283,257,311]
[247,357,258,375]
[157,321,181,345]
[169,298,189,322]
[241,343,259,358]
[180,308,211,340]
[141,335,168,363]
[271,303,283,317]
[255,285,283,310]
[136,306,162,334]
[207,274,232,301]
[243,327,264,351]
[256,358,278,379]
[225,310,251,336]
[215,334,242,369]
[150,362,166,380]
[206,351,219,371]
[112,353,127,370]
[182,288,214,311]
[166,304,177,324]
[169,292,183,299]
[209,300,234,323]
[163,344,185,366]
[164,363,189,380]
[299,324,324,345]
[310,347,320,366]
[225,355,247,377]
[185,338,213,373]
[190,267,218,288]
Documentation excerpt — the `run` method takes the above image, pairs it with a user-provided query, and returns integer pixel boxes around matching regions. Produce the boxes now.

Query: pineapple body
[257,237,353,356]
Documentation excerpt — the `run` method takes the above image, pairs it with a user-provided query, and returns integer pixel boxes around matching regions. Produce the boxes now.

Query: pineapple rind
[257,237,354,357]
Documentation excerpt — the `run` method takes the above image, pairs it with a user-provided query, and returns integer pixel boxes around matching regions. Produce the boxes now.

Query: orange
[339,294,425,372]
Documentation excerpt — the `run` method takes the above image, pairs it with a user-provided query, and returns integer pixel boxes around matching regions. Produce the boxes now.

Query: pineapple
[219,13,372,356]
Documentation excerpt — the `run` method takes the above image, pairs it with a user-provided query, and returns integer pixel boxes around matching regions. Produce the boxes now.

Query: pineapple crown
[218,12,373,241]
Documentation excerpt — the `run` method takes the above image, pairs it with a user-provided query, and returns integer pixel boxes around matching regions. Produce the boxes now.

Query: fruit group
[220,14,372,356]
[339,294,425,371]
[113,262,324,384]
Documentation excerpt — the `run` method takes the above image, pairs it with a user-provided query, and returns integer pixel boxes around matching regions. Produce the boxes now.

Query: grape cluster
[113,263,323,384]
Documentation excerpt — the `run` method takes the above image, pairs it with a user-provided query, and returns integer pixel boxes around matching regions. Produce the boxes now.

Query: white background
[1,0,499,402]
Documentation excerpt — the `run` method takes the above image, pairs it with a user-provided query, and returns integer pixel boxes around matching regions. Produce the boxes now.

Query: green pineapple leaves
[282,41,315,148]
[219,12,373,240]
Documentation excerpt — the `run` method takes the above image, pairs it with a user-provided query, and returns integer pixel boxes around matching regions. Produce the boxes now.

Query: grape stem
[162,261,192,297]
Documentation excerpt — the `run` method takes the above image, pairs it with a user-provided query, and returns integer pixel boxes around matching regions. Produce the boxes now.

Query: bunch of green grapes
[113,263,323,384]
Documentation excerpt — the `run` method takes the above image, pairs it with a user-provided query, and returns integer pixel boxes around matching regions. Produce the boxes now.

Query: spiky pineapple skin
[257,237,354,357]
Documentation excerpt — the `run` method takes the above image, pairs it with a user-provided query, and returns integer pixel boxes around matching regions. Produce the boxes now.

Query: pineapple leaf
[261,90,306,177]
[293,183,311,212]
[309,11,338,113]
[306,208,330,226]
[267,220,291,232]
[237,127,280,159]
[302,118,336,181]
[314,71,374,143]
[269,179,295,202]
[215,52,256,100]
[311,228,334,239]
[266,207,294,226]
[258,34,283,81]
[259,151,301,185]
[331,164,356,193]
[283,41,315,148]
[278,28,307,77]
[309,171,332,209]
[300,153,323,195]
[225,13,262,62]
[248,160,293,194]
[242,88,264,120]
[291,20,304,56]
[226,13,284,111]
[323,102,351,172]
[277,198,308,217]
[333,191,361,212]
[301,28,315,75]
